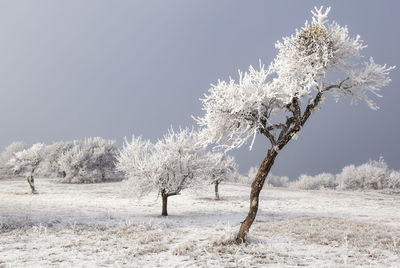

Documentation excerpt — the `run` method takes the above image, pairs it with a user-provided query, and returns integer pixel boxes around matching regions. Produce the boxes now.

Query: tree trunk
[161,193,168,216]
[235,149,277,244]
[215,182,220,200]
[27,175,37,194]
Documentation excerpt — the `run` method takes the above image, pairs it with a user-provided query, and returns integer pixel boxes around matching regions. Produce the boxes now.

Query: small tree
[8,143,45,194]
[388,170,400,189]
[39,141,73,178]
[117,128,207,216]
[0,141,26,178]
[83,137,119,181]
[58,140,85,182]
[195,7,394,243]
[207,152,237,200]
[58,137,118,183]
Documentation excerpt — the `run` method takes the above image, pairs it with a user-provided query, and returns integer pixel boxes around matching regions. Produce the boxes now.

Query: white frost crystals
[195,62,287,151]
[332,57,395,110]
[195,6,394,151]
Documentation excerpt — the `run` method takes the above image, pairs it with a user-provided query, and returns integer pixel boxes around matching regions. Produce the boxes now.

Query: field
[1,178,400,267]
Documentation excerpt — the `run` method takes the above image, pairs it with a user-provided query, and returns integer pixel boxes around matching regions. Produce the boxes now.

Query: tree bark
[161,193,168,216]
[27,175,37,194]
[215,182,220,200]
[235,149,277,243]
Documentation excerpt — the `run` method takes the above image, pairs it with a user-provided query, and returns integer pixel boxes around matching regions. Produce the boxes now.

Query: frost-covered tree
[195,7,394,243]
[8,143,45,194]
[207,152,237,200]
[117,128,207,216]
[0,141,26,178]
[81,137,118,181]
[39,141,73,178]
[388,170,400,189]
[59,137,118,183]
[58,140,83,181]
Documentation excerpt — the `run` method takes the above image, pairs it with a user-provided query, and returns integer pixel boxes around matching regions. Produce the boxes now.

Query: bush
[388,170,400,189]
[58,137,120,183]
[266,174,289,187]
[241,166,288,187]
[336,157,388,190]
[0,142,26,179]
[290,172,337,190]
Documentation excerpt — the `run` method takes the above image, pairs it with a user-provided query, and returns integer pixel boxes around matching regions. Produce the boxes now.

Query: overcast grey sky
[0,1,398,179]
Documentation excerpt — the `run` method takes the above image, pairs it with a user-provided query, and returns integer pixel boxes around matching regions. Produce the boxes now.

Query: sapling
[8,143,45,194]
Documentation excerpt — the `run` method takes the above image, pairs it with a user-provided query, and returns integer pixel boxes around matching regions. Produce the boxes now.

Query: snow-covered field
[1,178,399,267]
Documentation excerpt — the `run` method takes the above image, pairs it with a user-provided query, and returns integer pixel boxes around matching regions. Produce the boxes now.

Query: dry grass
[253,217,400,254]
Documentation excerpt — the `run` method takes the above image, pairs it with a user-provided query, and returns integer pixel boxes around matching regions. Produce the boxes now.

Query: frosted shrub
[245,166,288,187]
[0,141,26,178]
[290,172,336,190]
[38,141,74,178]
[58,137,119,183]
[235,166,261,185]
[266,174,289,187]
[245,166,258,185]
[388,170,400,189]
[336,157,388,190]
[289,157,399,191]
[232,172,250,185]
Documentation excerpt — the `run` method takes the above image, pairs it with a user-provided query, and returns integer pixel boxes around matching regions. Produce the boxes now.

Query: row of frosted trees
[0,138,120,186]
[0,132,238,215]
[0,7,394,243]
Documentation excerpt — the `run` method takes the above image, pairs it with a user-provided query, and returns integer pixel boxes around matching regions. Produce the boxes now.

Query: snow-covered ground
[1,178,399,267]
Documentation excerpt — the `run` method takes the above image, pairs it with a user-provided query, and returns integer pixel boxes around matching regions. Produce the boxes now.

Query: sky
[0,0,398,179]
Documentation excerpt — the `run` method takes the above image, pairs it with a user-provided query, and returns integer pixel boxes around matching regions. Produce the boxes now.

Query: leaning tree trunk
[161,193,168,216]
[235,149,277,243]
[214,182,220,200]
[27,175,38,194]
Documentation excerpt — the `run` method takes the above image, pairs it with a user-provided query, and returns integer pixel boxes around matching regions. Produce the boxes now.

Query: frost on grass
[1,178,400,267]
[171,220,400,267]
[2,219,399,267]
[1,221,179,267]
[254,217,400,256]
